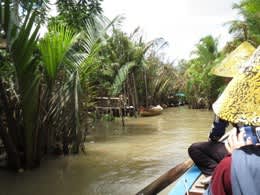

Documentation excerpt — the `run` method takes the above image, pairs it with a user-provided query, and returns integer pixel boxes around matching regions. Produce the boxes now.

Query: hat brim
[211,41,255,77]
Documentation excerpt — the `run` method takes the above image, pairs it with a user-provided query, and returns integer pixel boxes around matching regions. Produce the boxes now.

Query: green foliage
[143,54,178,105]
[54,0,103,31]
[101,114,115,121]
[39,24,79,86]
[184,35,224,108]
[11,9,41,168]
[227,0,260,45]
[1,0,41,168]
[0,0,108,169]
[111,62,135,96]
[94,29,135,95]
[39,19,105,154]
[23,0,50,23]
[95,27,170,108]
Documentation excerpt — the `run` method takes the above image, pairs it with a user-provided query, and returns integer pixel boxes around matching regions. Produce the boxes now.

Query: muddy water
[0,107,213,195]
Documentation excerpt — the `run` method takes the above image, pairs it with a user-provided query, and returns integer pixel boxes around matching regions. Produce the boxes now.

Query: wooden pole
[119,95,125,127]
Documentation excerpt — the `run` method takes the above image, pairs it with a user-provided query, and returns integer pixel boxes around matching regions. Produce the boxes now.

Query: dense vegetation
[0,0,106,170]
[0,0,259,171]
[179,0,260,108]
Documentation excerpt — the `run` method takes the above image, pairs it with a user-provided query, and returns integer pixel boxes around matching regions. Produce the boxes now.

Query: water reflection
[0,107,213,195]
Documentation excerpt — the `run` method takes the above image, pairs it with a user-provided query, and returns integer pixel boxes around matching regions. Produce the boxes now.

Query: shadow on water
[0,106,213,195]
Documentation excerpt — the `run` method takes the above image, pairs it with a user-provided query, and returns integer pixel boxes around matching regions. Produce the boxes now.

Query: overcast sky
[102,0,241,62]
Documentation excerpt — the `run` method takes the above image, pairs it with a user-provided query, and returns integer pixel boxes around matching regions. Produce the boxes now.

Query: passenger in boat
[188,115,230,176]
[188,80,232,178]
[188,43,258,183]
[205,46,260,194]
[205,127,260,195]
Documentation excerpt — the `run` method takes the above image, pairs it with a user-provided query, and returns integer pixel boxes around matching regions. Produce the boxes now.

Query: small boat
[140,105,163,117]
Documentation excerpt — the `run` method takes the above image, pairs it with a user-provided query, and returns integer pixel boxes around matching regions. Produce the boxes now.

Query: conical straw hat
[212,46,260,125]
[211,41,255,77]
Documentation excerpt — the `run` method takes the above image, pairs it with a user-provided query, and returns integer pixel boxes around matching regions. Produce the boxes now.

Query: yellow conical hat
[211,41,256,77]
[213,46,260,126]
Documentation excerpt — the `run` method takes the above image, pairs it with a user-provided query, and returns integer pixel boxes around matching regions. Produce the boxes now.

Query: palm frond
[38,24,80,86]
[111,62,135,96]
[5,2,40,167]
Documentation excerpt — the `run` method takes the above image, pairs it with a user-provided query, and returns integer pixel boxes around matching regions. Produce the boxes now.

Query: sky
[102,0,241,62]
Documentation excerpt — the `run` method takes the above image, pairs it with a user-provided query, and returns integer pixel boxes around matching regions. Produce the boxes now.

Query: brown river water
[0,106,213,195]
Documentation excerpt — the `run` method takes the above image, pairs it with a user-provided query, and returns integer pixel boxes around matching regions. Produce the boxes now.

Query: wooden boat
[136,132,230,195]
[140,105,163,117]
[136,159,195,195]
[168,164,204,195]
[136,159,206,195]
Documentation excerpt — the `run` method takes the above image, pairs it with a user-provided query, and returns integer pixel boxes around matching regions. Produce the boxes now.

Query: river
[0,107,213,195]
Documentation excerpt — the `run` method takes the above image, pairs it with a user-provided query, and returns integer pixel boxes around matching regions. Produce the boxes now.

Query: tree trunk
[144,70,148,107]
[126,77,131,106]
[43,88,54,154]
[129,74,135,109]
[72,74,81,154]
[34,85,45,167]
[0,117,21,170]
[0,79,19,146]
[131,73,138,111]
[0,79,22,169]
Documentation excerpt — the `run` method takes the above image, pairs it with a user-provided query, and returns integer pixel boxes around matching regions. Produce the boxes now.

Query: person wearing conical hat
[212,45,260,126]
[205,46,260,195]
[188,42,256,183]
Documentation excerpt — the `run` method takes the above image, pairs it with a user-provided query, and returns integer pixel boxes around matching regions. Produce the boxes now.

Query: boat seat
[187,174,208,195]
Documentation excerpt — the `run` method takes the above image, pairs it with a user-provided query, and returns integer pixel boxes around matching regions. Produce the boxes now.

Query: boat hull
[140,105,163,117]
[168,165,201,195]
[140,110,162,117]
